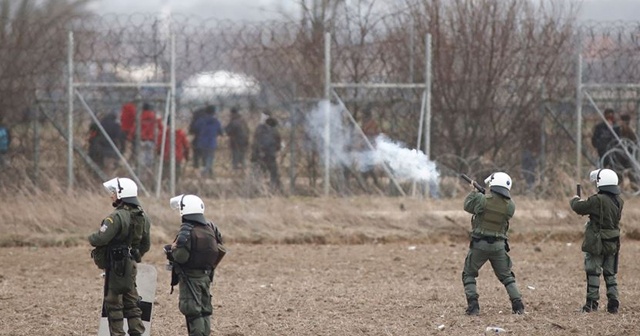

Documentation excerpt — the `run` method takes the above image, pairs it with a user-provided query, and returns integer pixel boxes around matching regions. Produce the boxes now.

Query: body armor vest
[473,195,509,238]
[183,224,219,270]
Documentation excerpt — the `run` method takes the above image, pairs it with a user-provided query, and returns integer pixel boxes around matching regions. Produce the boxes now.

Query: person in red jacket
[158,117,189,186]
[120,102,137,155]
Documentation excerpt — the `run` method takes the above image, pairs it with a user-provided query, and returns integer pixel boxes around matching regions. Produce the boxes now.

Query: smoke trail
[304,100,439,183]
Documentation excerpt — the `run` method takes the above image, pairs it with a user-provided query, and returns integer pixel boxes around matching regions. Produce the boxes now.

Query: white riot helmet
[589,168,620,195]
[103,177,140,205]
[484,172,512,198]
[170,194,205,216]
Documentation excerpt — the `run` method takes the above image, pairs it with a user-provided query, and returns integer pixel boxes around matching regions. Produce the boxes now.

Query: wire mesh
[0,5,639,197]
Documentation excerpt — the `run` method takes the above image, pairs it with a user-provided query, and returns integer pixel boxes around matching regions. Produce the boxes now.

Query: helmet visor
[169,194,185,211]
[589,169,601,183]
[102,177,120,195]
[484,174,493,186]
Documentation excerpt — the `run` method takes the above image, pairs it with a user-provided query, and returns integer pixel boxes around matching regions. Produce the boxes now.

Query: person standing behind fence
[189,107,207,170]
[140,103,162,161]
[359,107,381,189]
[120,102,136,156]
[251,115,282,192]
[157,116,190,187]
[0,118,10,168]
[591,108,621,169]
[617,113,639,190]
[88,112,125,176]
[225,106,250,172]
[191,105,224,179]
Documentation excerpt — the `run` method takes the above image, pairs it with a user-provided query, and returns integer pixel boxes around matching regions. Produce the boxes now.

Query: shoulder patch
[99,217,114,232]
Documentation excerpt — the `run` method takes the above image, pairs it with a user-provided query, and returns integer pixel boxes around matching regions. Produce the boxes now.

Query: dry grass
[5,191,640,247]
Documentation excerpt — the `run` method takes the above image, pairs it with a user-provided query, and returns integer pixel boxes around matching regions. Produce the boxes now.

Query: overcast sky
[87,0,640,22]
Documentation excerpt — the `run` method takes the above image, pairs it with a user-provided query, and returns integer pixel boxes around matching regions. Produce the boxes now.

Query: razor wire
[0,10,640,197]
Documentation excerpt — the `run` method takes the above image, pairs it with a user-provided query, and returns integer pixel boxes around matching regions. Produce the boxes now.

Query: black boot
[465,299,479,316]
[582,300,599,312]
[511,299,525,314]
[607,299,619,314]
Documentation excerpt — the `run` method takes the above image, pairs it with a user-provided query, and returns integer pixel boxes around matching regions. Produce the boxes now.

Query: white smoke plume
[304,100,439,184]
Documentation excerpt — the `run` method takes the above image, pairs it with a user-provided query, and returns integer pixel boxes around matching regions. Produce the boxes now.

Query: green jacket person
[570,168,624,313]
[462,172,525,316]
[166,194,225,336]
[89,177,151,336]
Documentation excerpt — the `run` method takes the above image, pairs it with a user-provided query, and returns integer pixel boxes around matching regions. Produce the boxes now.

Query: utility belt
[472,236,504,244]
[181,267,213,276]
[110,245,133,277]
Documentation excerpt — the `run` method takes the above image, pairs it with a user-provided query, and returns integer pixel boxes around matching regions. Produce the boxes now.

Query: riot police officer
[461,172,525,316]
[165,194,225,336]
[570,168,624,313]
[89,177,151,336]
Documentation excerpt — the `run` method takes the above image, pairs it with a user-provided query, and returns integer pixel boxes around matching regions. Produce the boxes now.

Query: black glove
[163,244,174,262]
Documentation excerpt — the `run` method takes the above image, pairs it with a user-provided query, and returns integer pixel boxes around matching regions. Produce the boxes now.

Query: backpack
[0,127,9,153]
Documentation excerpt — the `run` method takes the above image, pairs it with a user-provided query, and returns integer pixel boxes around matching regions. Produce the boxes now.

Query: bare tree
[390,0,579,172]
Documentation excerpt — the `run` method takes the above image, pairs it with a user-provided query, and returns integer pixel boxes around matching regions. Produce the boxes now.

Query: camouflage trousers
[179,274,213,336]
[104,281,144,335]
[461,240,522,302]
[584,252,618,302]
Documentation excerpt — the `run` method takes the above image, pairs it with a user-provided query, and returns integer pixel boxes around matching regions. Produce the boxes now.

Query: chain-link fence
[1,3,640,198]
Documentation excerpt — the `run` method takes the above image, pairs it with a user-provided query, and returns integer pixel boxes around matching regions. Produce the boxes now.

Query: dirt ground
[2,241,640,336]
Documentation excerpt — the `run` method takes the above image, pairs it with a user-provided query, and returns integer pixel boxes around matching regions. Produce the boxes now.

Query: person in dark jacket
[591,108,621,169]
[251,115,282,192]
[191,106,224,178]
[165,194,225,336]
[225,107,250,171]
[88,112,125,175]
[189,107,208,169]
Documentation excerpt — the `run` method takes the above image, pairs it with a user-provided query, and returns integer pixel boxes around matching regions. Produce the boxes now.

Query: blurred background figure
[119,102,136,156]
[0,117,10,168]
[225,106,250,173]
[191,105,224,179]
[251,113,282,192]
[87,111,124,176]
[617,113,639,190]
[591,108,620,169]
[359,107,381,191]
[140,103,164,183]
[157,116,190,187]
[189,107,207,170]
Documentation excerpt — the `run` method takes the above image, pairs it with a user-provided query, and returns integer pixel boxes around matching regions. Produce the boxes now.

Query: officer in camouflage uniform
[462,172,525,316]
[89,177,151,336]
[166,194,225,336]
[570,168,624,313]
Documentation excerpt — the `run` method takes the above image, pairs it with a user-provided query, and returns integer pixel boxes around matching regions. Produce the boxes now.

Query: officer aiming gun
[460,174,486,194]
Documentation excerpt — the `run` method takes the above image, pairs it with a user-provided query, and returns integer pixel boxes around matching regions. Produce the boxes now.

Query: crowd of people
[86,102,283,192]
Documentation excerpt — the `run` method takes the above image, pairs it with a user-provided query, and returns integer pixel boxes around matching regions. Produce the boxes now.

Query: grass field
[2,193,640,335]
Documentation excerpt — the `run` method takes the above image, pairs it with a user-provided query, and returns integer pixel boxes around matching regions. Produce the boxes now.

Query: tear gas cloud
[304,100,439,183]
